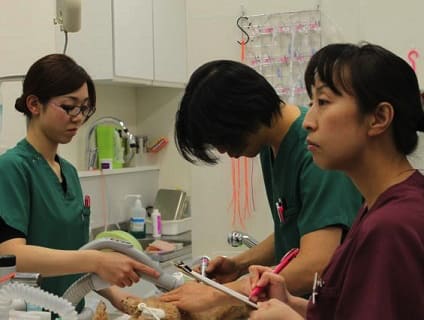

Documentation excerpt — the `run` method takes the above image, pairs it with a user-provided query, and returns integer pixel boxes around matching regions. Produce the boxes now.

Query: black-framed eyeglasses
[50,101,96,118]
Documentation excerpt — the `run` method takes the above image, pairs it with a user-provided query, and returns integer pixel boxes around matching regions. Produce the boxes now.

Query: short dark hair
[15,54,96,120]
[305,43,424,155]
[175,60,282,164]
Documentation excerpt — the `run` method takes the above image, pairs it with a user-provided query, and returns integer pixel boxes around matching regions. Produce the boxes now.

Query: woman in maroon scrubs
[248,42,424,320]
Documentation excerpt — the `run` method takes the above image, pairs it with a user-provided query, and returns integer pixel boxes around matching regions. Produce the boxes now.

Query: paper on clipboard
[175,262,258,309]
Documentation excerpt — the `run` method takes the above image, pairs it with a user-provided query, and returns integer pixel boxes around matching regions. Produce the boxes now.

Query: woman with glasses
[247,43,424,319]
[0,54,159,315]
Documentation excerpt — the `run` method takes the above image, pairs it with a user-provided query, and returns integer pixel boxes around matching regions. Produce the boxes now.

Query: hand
[195,256,241,284]
[95,250,160,288]
[249,299,303,320]
[248,265,291,303]
[159,281,222,312]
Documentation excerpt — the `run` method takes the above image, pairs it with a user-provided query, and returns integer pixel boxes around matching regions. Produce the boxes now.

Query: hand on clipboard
[175,262,258,309]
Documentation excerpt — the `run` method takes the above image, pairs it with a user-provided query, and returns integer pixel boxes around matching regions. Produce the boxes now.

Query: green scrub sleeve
[0,157,31,235]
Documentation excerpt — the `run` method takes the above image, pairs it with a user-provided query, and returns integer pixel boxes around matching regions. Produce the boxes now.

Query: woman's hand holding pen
[248,265,291,303]
[90,250,160,288]
[248,266,304,319]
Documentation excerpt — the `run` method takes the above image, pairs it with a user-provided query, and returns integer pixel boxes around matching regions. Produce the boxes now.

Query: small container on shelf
[146,217,192,236]
[151,208,162,239]
[126,194,147,239]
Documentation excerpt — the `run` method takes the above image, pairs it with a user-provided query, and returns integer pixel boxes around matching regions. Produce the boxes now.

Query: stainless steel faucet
[227,231,259,248]
[86,116,139,169]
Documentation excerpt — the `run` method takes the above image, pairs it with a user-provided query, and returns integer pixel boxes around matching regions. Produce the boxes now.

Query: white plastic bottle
[126,194,147,239]
[151,208,162,239]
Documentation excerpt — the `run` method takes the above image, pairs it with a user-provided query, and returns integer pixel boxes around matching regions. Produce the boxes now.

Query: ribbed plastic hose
[0,282,77,320]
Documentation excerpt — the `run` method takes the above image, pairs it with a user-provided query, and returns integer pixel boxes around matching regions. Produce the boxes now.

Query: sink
[146,242,192,262]
[137,231,192,263]
[137,231,191,248]
[138,238,192,263]
[90,225,192,264]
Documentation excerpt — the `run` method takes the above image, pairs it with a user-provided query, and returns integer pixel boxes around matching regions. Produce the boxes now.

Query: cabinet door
[55,0,114,80]
[153,0,187,85]
[113,0,154,81]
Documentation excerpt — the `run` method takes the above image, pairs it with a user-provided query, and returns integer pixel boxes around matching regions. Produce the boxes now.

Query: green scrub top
[0,139,90,312]
[260,106,362,263]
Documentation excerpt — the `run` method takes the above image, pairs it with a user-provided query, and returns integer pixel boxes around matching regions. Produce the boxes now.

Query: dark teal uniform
[261,106,362,263]
[0,139,90,312]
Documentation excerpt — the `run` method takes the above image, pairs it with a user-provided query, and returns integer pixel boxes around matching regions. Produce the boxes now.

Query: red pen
[84,195,91,208]
[276,198,285,223]
[82,195,91,221]
[249,248,300,299]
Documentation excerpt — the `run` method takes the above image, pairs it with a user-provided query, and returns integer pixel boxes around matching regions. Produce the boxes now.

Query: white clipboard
[175,262,258,309]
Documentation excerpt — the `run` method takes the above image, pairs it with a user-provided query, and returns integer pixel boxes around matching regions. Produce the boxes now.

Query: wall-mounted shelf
[78,166,160,178]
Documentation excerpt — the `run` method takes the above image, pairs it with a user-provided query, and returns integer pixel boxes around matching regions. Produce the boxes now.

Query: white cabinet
[56,0,187,87]
[113,0,154,81]
[153,0,187,85]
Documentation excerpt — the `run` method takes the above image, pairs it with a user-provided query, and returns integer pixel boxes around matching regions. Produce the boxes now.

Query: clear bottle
[126,194,147,239]
[151,208,162,239]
